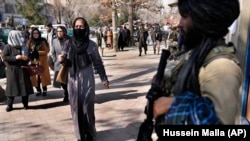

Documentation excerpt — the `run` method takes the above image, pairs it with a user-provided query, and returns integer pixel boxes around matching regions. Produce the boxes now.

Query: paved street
[0,44,164,141]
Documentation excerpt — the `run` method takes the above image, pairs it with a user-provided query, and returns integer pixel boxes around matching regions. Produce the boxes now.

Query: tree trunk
[112,0,118,51]
[128,0,134,46]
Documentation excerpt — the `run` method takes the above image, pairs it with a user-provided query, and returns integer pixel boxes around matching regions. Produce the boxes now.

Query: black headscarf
[173,0,240,95]
[31,28,43,44]
[69,17,91,77]
[29,28,44,60]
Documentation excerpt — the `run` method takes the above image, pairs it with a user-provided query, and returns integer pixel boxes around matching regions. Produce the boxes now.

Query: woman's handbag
[56,65,68,84]
[21,65,44,76]
[48,55,54,71]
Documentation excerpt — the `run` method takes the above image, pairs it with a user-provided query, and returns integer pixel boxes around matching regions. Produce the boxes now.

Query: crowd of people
[2,17,110,141]
[93,21,181,58]
[95,25,131,52]
[0,0,246,140]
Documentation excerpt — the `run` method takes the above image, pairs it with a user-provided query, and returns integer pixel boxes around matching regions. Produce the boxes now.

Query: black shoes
[36,91,41,96]
[23,103,29,110]
[36,91,47,96]
[81,133,93,141]
[6,105,29,112]
[42,91,47,96]
[6,106,13,112]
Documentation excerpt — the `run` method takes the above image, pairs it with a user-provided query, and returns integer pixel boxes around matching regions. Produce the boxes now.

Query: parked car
[0,27,12,44]
[40,29,47,39]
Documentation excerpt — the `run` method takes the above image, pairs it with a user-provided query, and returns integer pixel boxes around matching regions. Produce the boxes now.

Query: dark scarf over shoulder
[69,37,91,77]
[69,17,91,77]
[173,38,227,95]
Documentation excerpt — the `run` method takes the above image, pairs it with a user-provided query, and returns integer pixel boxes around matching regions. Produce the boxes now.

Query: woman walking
[58,17,109,141]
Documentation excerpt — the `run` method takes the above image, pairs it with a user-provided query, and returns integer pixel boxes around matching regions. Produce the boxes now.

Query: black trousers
[36,75,47,92]
[61,83,68,97]
[139,45,147,55]
[7,96,29,107]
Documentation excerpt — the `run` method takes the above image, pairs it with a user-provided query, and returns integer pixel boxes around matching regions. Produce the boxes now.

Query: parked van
[0,27,12,44]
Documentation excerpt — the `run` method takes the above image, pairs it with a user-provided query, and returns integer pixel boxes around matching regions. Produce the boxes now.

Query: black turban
[173,0,240,96]
[178,0,240,38]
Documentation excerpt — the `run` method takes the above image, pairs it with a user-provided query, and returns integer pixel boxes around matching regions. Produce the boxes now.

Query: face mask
[73,29,86,38]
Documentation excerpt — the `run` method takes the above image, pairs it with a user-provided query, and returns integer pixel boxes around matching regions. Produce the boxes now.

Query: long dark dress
[63,40,108,140]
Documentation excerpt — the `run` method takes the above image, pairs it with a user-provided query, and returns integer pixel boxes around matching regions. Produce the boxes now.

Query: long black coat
[137,29,148,47]
[2,45,34,96]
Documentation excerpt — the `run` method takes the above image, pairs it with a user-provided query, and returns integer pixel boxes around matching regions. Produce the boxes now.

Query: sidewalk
[0,45,163,141]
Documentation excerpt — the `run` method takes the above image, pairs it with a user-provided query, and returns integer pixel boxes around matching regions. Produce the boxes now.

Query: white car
[40,29,48,39]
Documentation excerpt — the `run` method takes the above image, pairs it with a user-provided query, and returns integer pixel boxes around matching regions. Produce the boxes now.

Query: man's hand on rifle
[153,97,174,119]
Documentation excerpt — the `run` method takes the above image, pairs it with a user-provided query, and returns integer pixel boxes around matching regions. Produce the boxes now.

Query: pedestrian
[95,26,104,56]
[167,26,178,53]
[58,17,109,141]
[51,26,70,102]
[2,30,34,112]
[153,0,242,127]
[45,22,57,70]
[26,28,51,96]
[117,25,126,51]
[124,26,131,47]
[23,25,30,44]
[45,22,57,50]
[137,24,148,56]
[152,24,162,55]
[103,26,108,48]
[106,26,113,49]
[95,26,103,49]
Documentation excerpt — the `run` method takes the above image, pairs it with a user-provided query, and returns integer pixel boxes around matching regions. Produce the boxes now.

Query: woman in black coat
[2,30,34,112]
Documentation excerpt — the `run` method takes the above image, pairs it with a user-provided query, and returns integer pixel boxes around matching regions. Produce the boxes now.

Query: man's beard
[182,26,203,50]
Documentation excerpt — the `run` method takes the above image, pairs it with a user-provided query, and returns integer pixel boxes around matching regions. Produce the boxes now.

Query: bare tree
[136,0,165,24]
[63,0,77,27]
[53,0,64,24]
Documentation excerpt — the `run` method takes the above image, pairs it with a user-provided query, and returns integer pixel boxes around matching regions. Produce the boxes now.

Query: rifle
[137,49,171,141]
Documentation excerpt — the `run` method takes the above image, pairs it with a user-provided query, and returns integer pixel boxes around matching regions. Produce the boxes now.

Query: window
[5,4,15,13]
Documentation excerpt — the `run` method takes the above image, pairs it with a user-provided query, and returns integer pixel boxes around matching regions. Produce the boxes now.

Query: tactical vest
[155,45,239,130]
[165,45,239,96]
